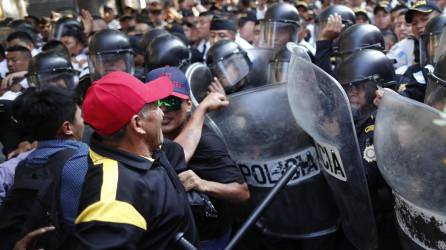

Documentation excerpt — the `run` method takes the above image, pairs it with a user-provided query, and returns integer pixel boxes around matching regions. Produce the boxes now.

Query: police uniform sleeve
[73,163,146,249]
[314,40,336,78]
[189,126,245,184]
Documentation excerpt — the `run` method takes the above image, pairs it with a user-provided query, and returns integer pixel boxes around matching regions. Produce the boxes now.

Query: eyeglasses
[156,97,183,112]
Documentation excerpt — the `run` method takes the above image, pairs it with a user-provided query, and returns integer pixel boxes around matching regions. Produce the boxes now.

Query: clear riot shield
[207,83,339,238]
[375,89,446,249]
[185,62,213,106]
[245,48,278,88]
[287,56,378,249]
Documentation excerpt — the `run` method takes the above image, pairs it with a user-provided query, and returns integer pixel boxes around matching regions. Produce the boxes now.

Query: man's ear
[129,114,146,134]
[60,121,74,137]
[186,99,193,112]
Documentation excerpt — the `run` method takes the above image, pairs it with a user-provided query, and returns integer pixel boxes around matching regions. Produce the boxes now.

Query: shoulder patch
[365,125,375,133]
[398,83,407,92]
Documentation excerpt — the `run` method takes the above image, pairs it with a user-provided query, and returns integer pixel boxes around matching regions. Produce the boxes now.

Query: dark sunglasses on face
[156,97,183,112]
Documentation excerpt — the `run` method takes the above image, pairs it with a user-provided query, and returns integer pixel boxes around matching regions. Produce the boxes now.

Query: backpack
[0,148,76,250]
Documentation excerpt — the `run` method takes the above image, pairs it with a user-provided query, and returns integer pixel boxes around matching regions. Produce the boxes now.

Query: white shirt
[235,34,254,50]
[0,91,21,101]
[107,19,121,30]
[0,60,8,78]
[386,38,415,69]
[197,40,211,61]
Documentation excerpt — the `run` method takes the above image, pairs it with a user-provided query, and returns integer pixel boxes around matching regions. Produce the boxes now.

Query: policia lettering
[314,141,347,182]
[238,147,319,187]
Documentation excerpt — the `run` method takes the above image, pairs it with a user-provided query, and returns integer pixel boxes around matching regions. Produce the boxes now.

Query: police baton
[224,164,298,250]
[175,232,198,250]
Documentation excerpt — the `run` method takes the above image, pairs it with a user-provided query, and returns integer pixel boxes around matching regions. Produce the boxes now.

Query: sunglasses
[156,97,183,112]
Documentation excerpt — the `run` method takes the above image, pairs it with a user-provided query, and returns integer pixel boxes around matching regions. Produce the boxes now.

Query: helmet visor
[426,73,446,109]
[210,52,251,90]
[88,52,134,81]
[267,61,289,84]
[434,26,446,63]
[259,21,299,49]
[420,33,441,66]
[28,71,78,89]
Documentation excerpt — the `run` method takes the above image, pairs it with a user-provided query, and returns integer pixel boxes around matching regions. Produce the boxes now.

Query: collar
[89,134,154,171]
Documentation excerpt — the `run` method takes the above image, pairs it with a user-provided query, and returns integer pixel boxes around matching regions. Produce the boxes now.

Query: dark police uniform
[314,40,336,78]
[188,124,245,241]
[355,110,402,250]
[73,135,198,249]
[397,64,430,102]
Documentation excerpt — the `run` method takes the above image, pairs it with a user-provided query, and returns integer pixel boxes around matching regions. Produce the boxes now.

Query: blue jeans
[199,229,232,250]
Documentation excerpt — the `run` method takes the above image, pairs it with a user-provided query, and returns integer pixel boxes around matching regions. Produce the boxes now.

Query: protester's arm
[314,14,342,77]
[13,226,55,250]
[174,92,229,163]
[179,170,250,202]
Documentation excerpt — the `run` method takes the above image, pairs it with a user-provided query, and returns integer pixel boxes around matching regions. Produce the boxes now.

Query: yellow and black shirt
[73,135,198,249]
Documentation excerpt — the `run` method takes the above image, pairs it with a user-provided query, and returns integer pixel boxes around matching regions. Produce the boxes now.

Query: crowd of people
[0,0,444,249]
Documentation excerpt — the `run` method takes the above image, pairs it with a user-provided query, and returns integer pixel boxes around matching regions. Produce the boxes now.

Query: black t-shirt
[188,125,245,240]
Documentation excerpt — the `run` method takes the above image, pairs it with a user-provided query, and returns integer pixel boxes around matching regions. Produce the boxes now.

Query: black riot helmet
[318,5,356,31]
[259,2,300,49]
[27,51,78,89]
[336,24,385,62]
[337,49,395,87]
[140,28,169,51]
[426,52,446,107]
[88,29,134,81]
[420,14,446,66]
[145,34,190,72]
[206,40,251,93]
[53,17,83,40]
[337,49,395,120]
[8,19,39,46]
[8,19,35,31]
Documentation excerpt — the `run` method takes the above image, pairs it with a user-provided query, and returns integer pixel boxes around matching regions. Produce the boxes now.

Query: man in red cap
[73,71,198,249]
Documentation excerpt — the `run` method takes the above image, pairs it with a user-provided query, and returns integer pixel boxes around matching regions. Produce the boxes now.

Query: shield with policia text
[207,83,339,239]
[287,54,378,249]
[375,89,446,250]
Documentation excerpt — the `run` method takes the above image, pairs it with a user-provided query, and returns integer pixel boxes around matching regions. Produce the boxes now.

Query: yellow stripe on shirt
[75,149,147,230]
[75,200,147,230]
[89,149,118,201]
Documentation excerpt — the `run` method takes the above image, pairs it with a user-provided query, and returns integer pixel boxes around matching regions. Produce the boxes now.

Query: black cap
[210,18,237,32]
[405,0,441,23]
[373,1,391,14]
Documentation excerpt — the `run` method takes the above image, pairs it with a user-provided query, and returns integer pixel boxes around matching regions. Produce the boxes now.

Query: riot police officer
[336,24,385,64]
[315,5,356,77]
[53,17,83,40]
[336,49,402,250]
[87,29,134,81]
[76,29,134,105]
[258,2,300,49]
[398,14,446,102]
[144,33,190,73]
[27,51,78,89]
[317,5,356,34]
[206,40,251,93]
[426,52,446,109]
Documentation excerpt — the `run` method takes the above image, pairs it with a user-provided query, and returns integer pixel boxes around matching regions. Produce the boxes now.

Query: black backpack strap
[21,148,76,243]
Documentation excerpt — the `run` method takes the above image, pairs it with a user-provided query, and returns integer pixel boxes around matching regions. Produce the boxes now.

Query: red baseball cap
[83,71,173,136]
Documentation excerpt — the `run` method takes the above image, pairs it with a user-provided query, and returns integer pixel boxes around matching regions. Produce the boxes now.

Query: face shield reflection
[267,60,289,84]
[88,52,135,80]
[210,52,250,90]
[434,27,446,63]
[27,71,79,89]
[259,21,299,49]
[420,33,441,66]
[342,81,377,120]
